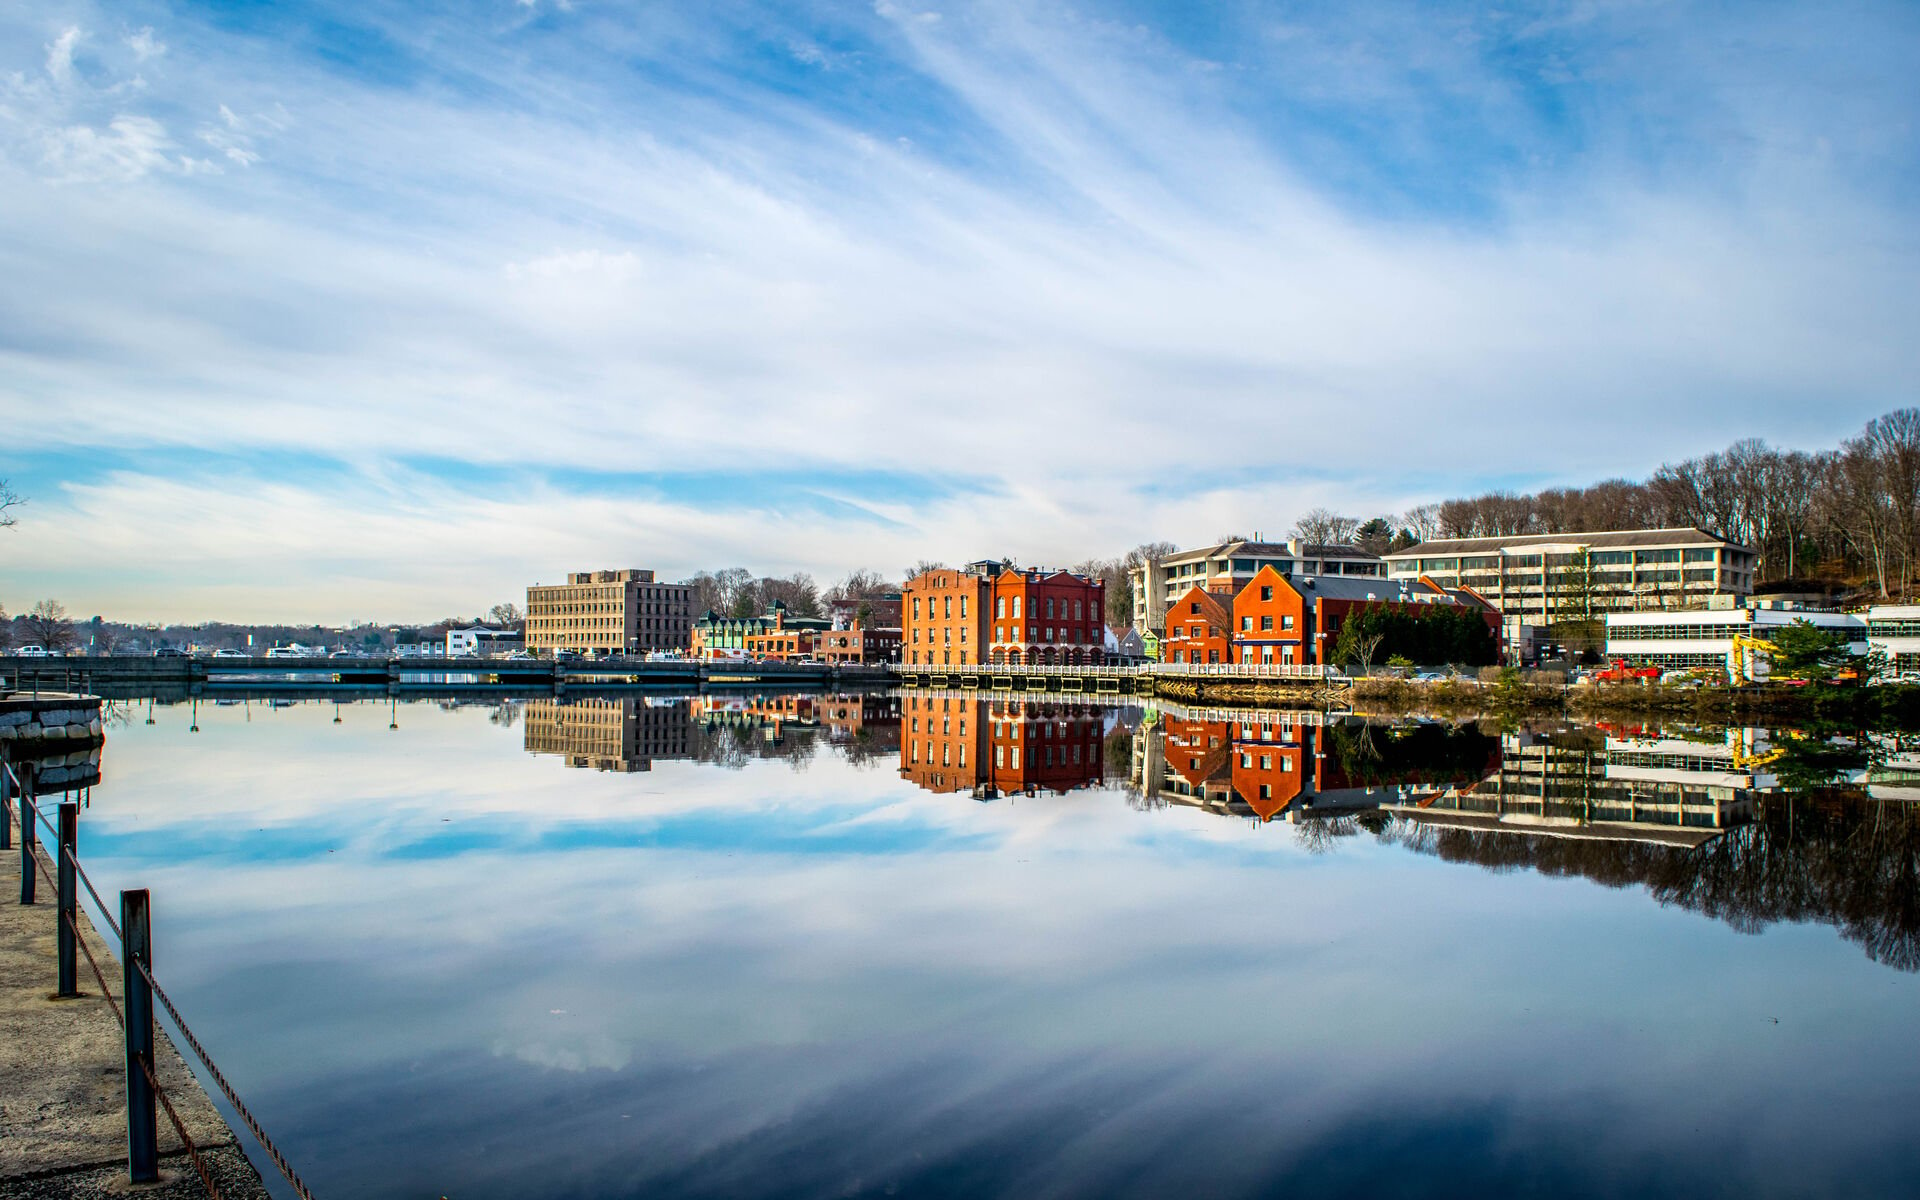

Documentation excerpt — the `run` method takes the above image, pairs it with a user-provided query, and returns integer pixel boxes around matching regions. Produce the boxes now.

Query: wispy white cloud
[44,25,80,86]
[1,0,1916,620]
[126,26,164,62]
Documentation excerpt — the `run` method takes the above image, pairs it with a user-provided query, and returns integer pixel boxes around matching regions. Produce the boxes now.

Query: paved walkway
[0,819,270,1198]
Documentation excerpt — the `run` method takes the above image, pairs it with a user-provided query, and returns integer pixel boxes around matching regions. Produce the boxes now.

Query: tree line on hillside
[679,568,900,621]
[1281,408,1920,596]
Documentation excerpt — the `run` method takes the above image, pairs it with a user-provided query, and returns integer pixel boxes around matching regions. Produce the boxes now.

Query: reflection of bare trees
[1379,795,1920,973]
[688,721,755,771]
[1294,814,1367,854]
[488,702,521,729]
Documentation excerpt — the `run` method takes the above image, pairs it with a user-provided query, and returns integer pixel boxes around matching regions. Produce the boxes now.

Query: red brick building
[903,560,1106,667]
[815,622,902,664]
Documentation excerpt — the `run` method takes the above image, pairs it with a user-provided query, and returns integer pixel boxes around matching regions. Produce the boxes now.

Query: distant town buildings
[692,602,832,661]
[902,560,1106,667]
[815,624,902,664]
[525,569,693,657]
[1130,539,1386,633]
[446,626,524,657]
[826,592,903,630]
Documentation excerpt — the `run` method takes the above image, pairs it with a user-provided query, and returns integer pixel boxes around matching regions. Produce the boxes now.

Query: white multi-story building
[1867,606,1920,675]
[1128,539,1383,632]
[1383,528,1756,622]
[1605,605,1865,677]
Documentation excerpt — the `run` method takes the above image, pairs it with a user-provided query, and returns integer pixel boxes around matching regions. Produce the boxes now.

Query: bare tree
[1290,507,1359,546]
[758,572,821,617]
[824,569,897,603]
[24,599,75,653]
[904,560,948,581]
[0,479,20,531]
[1401,503,1443,543]
[1862,409,1920,595]
[487,602,524,629]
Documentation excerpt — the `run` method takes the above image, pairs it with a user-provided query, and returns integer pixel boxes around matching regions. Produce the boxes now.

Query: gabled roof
[1384,527,1741,558]
[1166,584,1233,633]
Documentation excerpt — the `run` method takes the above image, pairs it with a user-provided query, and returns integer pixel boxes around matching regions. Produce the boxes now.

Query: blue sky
[3,0,1917,621]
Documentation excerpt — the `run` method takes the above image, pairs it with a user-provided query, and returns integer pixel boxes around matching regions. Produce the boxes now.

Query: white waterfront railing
[892,661,1339,681]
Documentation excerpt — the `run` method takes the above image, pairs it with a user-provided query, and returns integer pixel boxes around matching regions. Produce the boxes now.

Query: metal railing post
[1,752,12,852]
[57,802,78,997]
[19,765,35,905]
[121,888,159,1183]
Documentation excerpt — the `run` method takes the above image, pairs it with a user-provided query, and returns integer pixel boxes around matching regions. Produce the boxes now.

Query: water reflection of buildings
[522,694,904,772]
[523,698,693,772]
[1136,713,1503,824]
[899,694,1104,799]
[1389,727,1769,847]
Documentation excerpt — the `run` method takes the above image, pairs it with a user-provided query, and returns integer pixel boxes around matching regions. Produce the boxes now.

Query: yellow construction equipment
[1728,633,1778,684]
[1731,745,1785,771]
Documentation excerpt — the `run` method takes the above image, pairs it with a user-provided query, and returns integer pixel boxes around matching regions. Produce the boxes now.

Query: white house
[446,627,526,658]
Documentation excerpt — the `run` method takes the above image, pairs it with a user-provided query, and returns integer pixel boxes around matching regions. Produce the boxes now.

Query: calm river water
[53,692,1920,1198]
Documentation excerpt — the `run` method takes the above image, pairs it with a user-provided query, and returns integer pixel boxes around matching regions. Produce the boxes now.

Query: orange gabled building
[1160,585,1235,665]
[1227,715,1311,821]
[1228,566,1501,666]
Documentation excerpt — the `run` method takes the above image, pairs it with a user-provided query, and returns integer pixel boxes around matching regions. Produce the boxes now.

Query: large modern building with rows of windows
[1382,528,1757,622]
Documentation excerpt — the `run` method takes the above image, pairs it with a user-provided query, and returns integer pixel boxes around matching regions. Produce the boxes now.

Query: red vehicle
[1593,658,1662,683]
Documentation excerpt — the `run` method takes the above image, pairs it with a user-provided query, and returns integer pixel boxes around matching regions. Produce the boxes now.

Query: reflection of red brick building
[820,694,902,753]
[899,693,984,792]
[899,696,1105,797]
[903,560,1105,667]
[815,623,902,664]
[1157,715,1316,822]
[1160,586,1234,664]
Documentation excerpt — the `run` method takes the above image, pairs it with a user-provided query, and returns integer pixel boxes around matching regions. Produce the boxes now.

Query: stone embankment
[0,693,106,748]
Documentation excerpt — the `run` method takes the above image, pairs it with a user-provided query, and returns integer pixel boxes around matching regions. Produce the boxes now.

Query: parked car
[152,647,189,658]
[211,648,249,659]
[14,645,52,657]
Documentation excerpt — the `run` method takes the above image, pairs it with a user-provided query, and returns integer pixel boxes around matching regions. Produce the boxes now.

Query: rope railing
[7,758,315,1200]
[139,958,317,1200]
